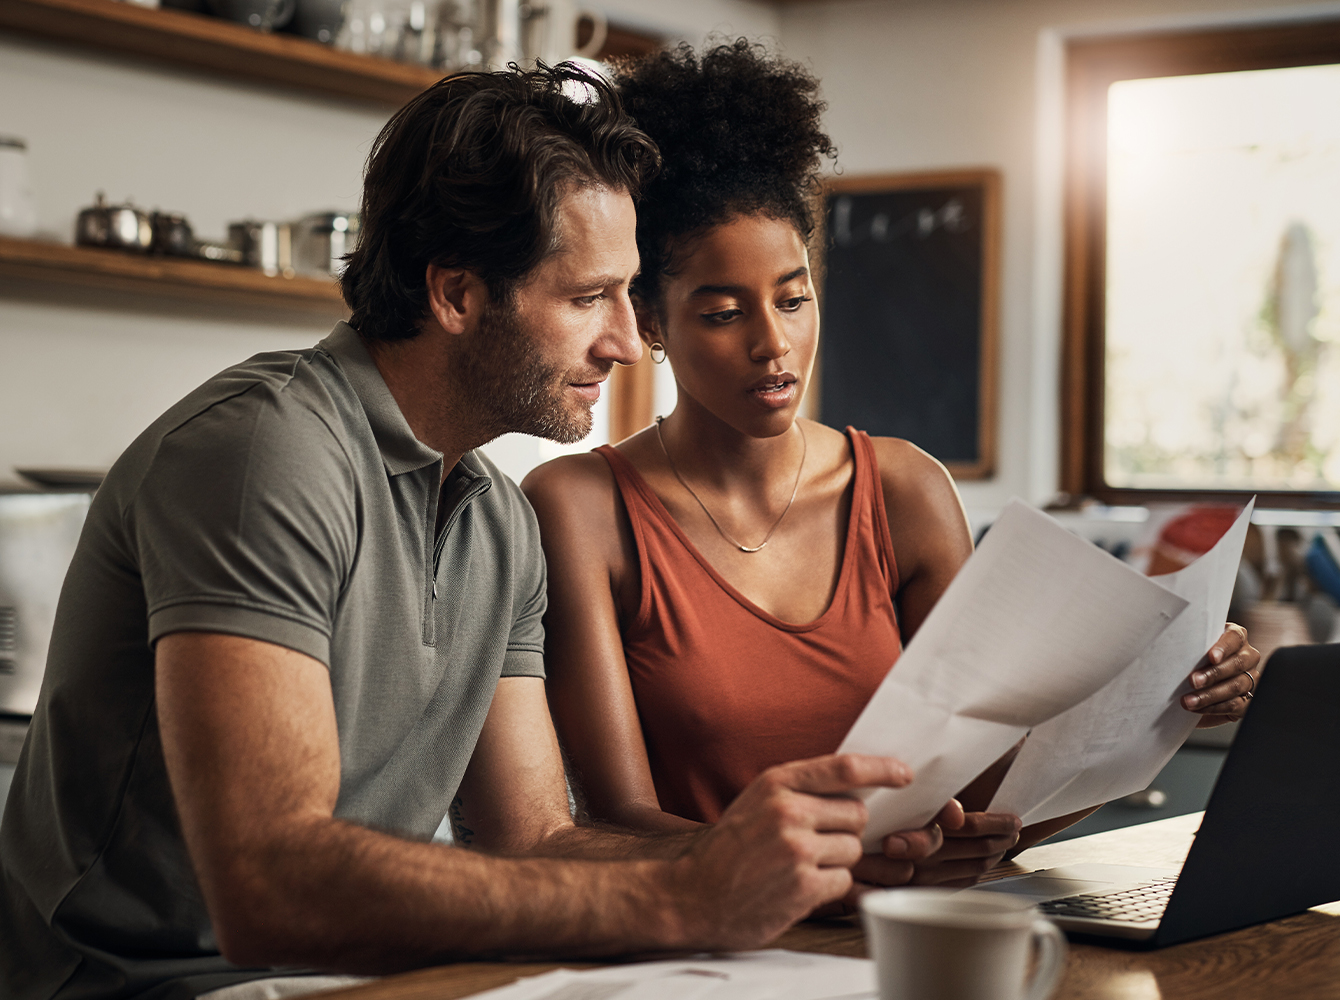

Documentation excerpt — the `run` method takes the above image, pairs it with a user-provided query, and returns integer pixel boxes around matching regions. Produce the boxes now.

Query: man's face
[460,184,642,444]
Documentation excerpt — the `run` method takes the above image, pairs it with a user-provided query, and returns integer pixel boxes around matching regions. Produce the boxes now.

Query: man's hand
[668,754,912,949]
[1181,623,1261,727]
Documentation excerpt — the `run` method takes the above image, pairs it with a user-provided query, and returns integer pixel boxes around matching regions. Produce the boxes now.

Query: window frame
[1061,19,1340,509]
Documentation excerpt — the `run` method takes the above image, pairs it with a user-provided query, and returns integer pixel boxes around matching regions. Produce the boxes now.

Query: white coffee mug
[861,888,1067,1000]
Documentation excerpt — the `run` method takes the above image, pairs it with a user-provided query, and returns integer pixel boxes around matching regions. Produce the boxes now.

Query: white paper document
[465,950,875,1000]
[839,500,1189,849]
[989,500,1254,825]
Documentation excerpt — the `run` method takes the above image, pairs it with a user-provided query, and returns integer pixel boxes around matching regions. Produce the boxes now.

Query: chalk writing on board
[831,195,971,247]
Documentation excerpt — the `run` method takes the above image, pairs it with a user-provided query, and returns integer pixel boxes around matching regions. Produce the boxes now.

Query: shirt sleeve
[132,384,358,667]
[500,485,546,679]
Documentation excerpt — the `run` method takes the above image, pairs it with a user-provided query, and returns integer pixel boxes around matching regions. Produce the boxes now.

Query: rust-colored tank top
[595,428,902,823]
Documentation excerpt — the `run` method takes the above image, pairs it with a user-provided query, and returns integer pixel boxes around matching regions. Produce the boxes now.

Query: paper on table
[989,500,1254,825]
[465,950,876,1000]
[840,500,1189,849]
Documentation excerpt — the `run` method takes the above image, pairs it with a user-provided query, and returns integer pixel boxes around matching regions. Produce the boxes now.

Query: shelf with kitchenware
[0,234,348,318]
[0,0,444,106]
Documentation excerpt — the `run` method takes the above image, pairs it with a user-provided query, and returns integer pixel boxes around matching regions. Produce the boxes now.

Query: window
[1062,20,1340,506]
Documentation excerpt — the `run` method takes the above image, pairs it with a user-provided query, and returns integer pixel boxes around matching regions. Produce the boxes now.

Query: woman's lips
[747,373,798,410]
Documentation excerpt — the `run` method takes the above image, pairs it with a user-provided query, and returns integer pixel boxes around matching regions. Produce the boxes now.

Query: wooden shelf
[0,235,349,318]
[0,0,444,106]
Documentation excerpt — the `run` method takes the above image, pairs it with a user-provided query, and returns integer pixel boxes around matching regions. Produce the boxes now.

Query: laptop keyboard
[1039,877,1179,923]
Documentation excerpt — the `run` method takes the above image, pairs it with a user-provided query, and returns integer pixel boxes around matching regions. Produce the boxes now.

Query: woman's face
[650,213,818,439]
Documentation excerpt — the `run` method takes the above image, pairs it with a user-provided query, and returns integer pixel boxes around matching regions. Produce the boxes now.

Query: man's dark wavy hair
[341,63,660,342]
[612,40,836,309]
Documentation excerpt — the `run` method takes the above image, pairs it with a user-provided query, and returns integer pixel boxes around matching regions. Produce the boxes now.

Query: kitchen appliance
[291,211,359,276]
[0,136,38,238]
[75,193,153,252]
[0,492,92,717]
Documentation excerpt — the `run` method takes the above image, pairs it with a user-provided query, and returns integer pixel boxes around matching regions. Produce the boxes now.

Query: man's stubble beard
[458,297,607,446]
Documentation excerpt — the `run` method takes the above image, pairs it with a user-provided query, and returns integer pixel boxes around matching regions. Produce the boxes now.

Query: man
[0,65,941,1000]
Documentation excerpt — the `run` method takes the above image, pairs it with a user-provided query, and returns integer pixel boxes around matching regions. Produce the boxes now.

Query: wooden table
[319,814,1340,1000]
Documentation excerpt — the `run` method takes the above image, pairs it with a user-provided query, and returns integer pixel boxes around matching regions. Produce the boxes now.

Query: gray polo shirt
[0,323,546,1000]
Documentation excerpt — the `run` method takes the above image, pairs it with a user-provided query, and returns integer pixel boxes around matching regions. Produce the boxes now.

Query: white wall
[777,0,1340,520]
[0,0,777,491]
[0,36,384,488]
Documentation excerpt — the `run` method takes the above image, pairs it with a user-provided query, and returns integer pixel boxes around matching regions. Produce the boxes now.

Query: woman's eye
[703,308,743,324]
[779,295,813,312]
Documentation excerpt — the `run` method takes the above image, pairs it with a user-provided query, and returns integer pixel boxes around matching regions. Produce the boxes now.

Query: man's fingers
[799,793,870,835]
[766,754,913,797]
[808,831,865,870]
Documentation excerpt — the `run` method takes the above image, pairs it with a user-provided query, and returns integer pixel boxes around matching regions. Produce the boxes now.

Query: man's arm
[157,632,912,972]
[448,675,693,860]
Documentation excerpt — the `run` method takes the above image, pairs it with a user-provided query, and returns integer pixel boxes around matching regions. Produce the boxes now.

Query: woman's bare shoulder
[521,451,621,527]
[867,435,958,500]
[522,450,638,595]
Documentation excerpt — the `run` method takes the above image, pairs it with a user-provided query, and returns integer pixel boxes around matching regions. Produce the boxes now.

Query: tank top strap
[594,443,663,628]
[846,428,900,597]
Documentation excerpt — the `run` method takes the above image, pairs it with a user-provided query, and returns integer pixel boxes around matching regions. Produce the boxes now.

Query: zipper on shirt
[423,471,491,645]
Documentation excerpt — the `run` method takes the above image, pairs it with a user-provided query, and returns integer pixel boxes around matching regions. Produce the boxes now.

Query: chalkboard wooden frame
[819,169,1001,480]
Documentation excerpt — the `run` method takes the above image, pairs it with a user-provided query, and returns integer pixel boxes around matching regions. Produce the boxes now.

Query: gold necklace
[654,416,807,554]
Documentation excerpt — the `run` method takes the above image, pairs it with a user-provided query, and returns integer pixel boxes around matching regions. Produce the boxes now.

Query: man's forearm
[209,815,698,973]
[521,821,701,861]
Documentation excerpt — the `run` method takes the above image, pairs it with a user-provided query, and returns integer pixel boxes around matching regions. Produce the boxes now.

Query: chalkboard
[819,170,999,479]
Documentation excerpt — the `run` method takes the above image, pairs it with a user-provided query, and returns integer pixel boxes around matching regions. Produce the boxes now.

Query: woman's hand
[820,800,1022,916]
[902,802,1021,888]
[1180,623,1261,727]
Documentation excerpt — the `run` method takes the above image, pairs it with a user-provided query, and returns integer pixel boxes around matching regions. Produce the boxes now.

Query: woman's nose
[751,310,791,362]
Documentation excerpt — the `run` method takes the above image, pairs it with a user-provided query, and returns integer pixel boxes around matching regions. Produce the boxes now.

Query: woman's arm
[522,453,699,835]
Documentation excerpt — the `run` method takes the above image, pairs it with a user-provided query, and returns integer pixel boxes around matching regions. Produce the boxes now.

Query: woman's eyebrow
[689,267,810,298]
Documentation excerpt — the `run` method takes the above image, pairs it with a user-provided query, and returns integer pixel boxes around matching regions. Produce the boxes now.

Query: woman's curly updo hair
[613,39,837,308]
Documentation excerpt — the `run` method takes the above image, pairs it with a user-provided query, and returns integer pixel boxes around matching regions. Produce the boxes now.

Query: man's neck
[362,328,483,482]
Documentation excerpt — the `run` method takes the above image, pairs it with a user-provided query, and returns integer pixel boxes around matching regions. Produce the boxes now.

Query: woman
[522,41,1260,887]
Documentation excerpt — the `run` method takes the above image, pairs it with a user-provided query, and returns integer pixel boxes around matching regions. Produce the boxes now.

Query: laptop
[976,643,1340,946]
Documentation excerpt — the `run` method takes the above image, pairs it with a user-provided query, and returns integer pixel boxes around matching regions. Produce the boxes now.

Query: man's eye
[576,293,605,306]
[703,308,742,324]
[779,295,813,312]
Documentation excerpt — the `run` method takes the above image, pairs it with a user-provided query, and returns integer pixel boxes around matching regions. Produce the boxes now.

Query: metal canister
[291,211,360,277]
[227,219,293,277]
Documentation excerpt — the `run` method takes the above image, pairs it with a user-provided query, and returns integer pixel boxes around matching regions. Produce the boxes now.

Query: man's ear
[425,264,488,336]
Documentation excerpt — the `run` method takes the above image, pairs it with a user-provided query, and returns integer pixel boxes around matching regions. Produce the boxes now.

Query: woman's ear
[424,264,487,336]
[632,298,663,349]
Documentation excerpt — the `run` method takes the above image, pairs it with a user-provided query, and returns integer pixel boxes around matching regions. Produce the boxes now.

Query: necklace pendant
[739,542,767,553]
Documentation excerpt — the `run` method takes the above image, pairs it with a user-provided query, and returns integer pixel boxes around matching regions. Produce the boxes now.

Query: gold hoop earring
[649,342,667,364]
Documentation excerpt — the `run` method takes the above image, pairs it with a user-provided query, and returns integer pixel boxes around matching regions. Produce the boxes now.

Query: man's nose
[596,291,644,367]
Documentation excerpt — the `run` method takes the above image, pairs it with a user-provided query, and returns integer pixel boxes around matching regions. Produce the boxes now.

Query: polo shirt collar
[320,322,442,476]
